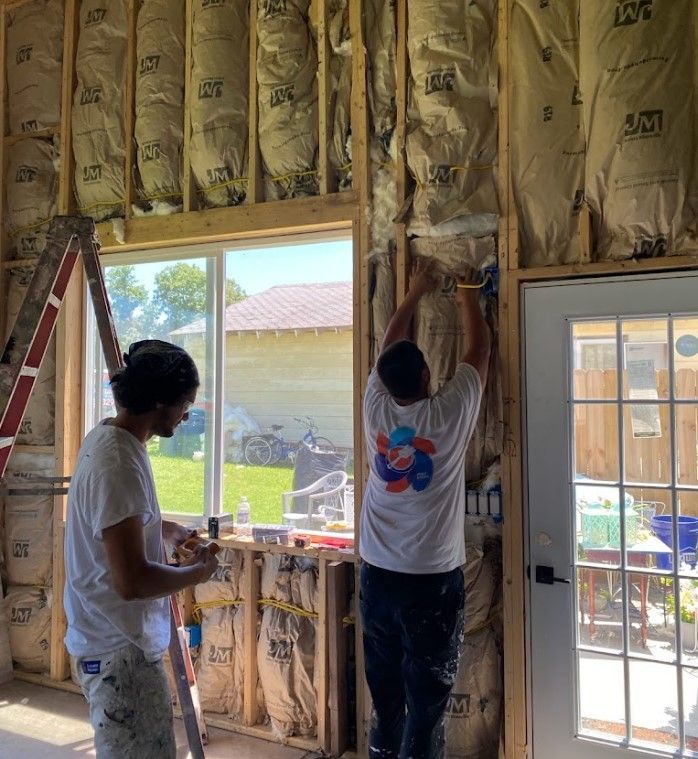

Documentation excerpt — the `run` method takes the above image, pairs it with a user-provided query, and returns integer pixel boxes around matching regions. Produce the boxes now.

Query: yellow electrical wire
[192,598,244,624]
[8,217,52,236]
[198,176,249,195]
[258,598,319,619]
[456,271,493,290]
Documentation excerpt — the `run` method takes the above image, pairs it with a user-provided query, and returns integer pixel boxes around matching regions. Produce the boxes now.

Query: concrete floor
[0,680,314,758]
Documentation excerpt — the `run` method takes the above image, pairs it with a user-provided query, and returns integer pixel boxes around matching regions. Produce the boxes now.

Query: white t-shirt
[360,363,482,574]
[64,422,170,661]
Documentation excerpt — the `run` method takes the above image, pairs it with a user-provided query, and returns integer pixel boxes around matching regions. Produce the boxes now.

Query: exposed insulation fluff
[364,0,396,144]
[257,554,319,737]
[4,138,58,261]
[3,452,55,587]
[5,268,56,446]
[511,0,585,267]
[3,585,52,673]
[5,0,63,134]
[446,536,503,758]
[328,0,352,190]
[411,235,502,482]
[190,0,249,208]
[72,0,127,221]
[581,0,697,260]
[406,0,498,233]
[257,0,319,200]
[135,0,185,210]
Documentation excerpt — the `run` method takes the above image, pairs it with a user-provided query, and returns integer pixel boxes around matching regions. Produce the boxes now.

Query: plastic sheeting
[406,0,498,233]
[72,0,127,221]
[135,0,184,209]
[257,0,318,200]
[3,585,52,673]
[4,138,59,261]
[510,0,585,267]
[5,267,56,446]
[190,0,249,208]
[581,0,697,260]
[5,0,63,135]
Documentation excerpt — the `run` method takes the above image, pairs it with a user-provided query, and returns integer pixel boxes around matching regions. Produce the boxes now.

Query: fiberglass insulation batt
[510,0,585,267]
[72,0,128,221]
[257,0,318,200]
[581,0,697,260]
[406,0,498,232]
[135,0,185,208]
[190,0,249,208]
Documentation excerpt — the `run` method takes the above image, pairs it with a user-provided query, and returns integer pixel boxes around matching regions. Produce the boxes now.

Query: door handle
[535,565,571,585]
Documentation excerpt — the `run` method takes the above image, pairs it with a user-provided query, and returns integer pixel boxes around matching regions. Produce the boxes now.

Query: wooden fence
[573,370,698,494]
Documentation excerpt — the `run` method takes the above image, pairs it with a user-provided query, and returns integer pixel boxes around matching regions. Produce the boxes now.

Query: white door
[525,273,698,758]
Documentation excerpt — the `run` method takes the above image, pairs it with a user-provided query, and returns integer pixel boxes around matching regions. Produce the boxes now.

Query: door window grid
[569,315,698,755]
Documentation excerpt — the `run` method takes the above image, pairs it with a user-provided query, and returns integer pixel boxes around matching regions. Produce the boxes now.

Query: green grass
[147,446,294,523]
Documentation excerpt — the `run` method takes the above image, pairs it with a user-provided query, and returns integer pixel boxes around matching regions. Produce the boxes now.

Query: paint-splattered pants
[360,561,464,759]
[74,643,176,759]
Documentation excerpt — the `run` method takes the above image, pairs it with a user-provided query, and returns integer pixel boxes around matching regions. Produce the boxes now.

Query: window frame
[83,230,355,526]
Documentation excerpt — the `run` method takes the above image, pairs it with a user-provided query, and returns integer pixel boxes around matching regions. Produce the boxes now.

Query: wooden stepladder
[0,215,207,758]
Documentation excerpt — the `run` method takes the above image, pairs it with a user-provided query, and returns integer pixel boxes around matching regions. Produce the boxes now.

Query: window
[84,234,354,532]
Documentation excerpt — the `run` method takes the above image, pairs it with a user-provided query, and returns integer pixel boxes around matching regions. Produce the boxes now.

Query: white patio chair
[281,471,348,529]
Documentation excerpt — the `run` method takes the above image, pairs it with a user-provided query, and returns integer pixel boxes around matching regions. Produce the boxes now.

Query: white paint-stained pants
[74,643,176,759]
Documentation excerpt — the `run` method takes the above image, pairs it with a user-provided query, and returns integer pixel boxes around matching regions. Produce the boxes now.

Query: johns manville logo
[80,86,102,105]
[140,142,161,161]
[85,7,107,25]
[199,78,224,99]
[425,67,455,95]
[139,55,160,75]
[614,0,653,27]
[270,84,294,107]
[625,109,663,139]
[83,165,102,183]
[16,45,32,64]
[15,165,37,183]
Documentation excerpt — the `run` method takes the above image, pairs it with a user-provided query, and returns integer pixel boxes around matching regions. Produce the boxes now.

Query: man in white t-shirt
[64,340,219,759]
[360,261,490,759]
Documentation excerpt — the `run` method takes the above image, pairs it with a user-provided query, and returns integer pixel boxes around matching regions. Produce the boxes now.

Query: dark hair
[377,340,426,399]
[110,339,199,415]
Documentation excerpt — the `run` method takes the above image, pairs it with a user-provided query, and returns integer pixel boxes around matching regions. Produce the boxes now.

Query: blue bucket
[650,515,698,569]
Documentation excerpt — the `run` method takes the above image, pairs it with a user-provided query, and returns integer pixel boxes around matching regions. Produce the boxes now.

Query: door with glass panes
[525,273,698,758]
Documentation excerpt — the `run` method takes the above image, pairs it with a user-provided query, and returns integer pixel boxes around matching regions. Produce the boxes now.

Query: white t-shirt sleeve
[364,368,388,411]
[438,362,483,427]
[90,465,152,541]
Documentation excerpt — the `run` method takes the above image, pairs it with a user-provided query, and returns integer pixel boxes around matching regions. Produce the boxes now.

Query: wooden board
[123,0,138,218]
[327,560,350,756]
[183,0,195,212]
[316,558,330,751]
[242,548,261,726]
[247,0,263,203]
[394,0,409,302]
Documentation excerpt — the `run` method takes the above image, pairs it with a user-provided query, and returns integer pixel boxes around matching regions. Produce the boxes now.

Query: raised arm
[456,278,491,388]
[381,258,437,353]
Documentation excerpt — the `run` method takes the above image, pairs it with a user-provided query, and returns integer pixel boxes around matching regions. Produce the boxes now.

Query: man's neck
[108,411,153,444]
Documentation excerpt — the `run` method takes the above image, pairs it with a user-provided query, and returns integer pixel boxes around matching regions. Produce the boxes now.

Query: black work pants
[360,561,464,759]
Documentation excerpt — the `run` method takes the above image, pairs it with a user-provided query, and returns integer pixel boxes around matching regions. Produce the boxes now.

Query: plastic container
[236,496,251,538]
[651,515,698,569]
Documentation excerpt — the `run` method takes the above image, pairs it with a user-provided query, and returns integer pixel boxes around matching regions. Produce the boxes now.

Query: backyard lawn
[148,446,294,523]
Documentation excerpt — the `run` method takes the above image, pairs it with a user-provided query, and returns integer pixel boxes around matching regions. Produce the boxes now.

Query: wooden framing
[123,0,138,219]
[1,0,696,757]
[394,0,409,302]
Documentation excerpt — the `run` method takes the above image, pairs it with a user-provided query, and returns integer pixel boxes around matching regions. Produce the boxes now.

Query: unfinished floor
[0,680,316,758]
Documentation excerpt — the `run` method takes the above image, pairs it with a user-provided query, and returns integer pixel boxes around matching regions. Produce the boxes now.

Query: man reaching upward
[360,260,491,759]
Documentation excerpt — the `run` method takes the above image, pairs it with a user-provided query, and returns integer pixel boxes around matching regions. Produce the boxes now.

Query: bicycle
[243,416,335,466]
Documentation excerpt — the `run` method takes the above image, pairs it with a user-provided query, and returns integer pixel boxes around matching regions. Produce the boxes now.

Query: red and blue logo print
[375,426,436,493]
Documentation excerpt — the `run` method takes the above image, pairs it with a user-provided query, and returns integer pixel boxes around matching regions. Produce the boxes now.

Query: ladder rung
[0,437,15,448]
[19,366,39,378]
[48,293,62,309]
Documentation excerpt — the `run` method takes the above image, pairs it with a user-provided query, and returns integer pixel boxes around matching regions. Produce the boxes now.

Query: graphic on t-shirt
[375,426,436,493]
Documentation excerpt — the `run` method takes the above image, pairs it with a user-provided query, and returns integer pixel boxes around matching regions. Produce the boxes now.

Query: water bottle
[237,496,251,538]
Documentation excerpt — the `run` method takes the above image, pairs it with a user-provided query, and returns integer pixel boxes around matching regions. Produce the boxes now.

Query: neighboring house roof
[172,281,353,335]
